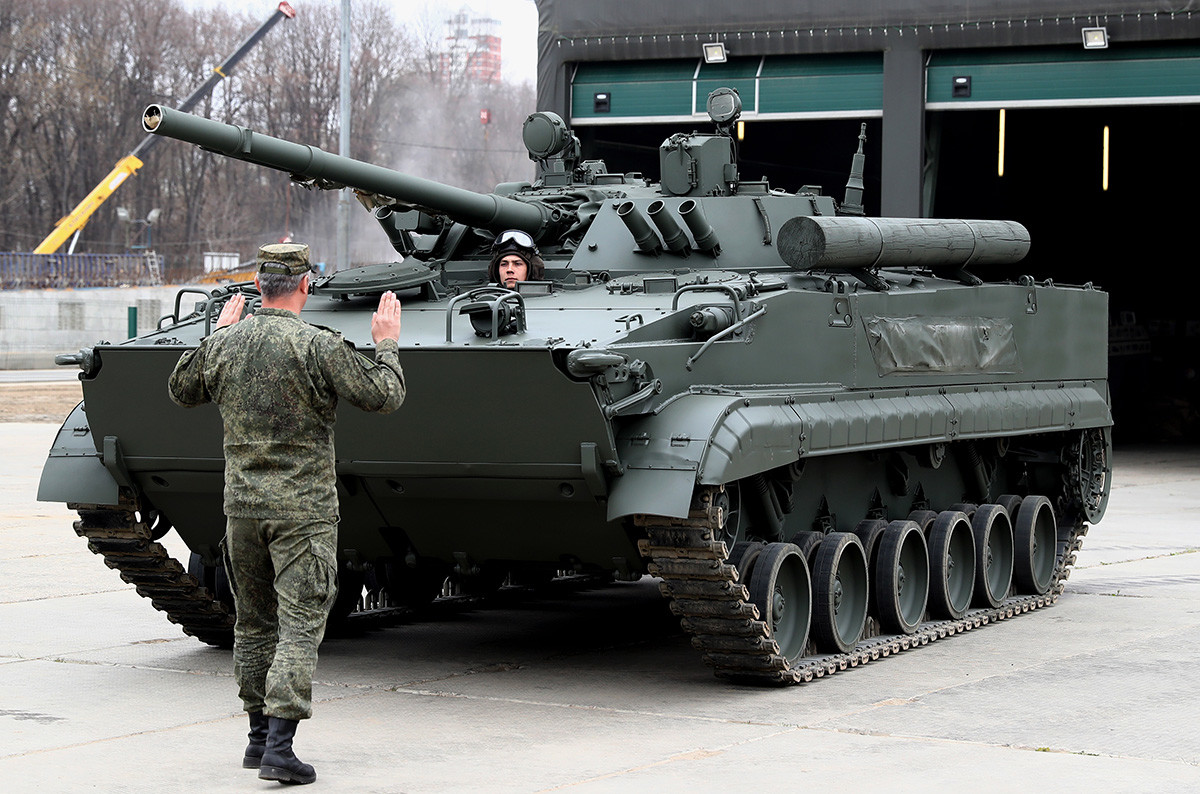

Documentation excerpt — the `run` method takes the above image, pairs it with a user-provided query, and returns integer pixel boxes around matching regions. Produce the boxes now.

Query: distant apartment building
[441,8,501,86]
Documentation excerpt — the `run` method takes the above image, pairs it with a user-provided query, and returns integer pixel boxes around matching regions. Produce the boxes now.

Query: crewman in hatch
[488,229,545,288]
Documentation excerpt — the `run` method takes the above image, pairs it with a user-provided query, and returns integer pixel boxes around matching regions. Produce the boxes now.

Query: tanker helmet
[489,230,545,284]
[491,229,539,261]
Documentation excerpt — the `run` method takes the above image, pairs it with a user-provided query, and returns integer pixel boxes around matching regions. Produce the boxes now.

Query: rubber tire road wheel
[971,504,1015,608]
[928,511,976,619]
[187,552,211,590]
[187,553,236,613]
[811,532,869,654]
[875,520,929,635]
[853,519,887,617]
[788,531,824,567]
[1014,495,1057,595]
[747,542,812,664]
[995,494,1023,522]
[907,509,939,537]
[728,541,766,585]
[949,502,978,519]
[852,519,887,567]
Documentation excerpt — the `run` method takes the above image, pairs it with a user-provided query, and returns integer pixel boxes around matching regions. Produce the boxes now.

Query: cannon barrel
[776,216,1030,271]
[142,104,553,238]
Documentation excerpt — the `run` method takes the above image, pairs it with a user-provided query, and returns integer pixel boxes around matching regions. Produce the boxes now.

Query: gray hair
[258,271,306,299]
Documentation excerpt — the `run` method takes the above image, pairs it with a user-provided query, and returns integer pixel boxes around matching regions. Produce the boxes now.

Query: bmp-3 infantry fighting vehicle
[40,89,1111,683]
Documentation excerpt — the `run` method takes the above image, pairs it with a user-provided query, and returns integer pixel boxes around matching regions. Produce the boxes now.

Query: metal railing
[0,251,164,289]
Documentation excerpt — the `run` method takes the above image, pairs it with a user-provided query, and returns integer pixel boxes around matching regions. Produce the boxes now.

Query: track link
[635,486,1087,685]
[73,501,235,646]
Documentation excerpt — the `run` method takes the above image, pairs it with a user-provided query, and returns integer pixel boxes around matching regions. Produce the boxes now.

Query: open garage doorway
[932,105,1200,442]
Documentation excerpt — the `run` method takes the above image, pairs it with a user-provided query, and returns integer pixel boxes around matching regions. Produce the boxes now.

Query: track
[72,499,605,646]
[636,486,1087,684]
[73,484,1087,683]
[73,500,235,647]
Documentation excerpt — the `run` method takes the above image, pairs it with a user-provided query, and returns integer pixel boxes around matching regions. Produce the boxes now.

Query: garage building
[535,1,1200,441]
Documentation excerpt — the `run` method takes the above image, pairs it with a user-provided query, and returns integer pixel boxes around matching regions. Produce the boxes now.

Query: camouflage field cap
[257,243,314,275]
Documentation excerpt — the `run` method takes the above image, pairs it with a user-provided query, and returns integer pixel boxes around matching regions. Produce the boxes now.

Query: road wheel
[811,533,869,653]
[747,542,812,665]
[972,504,1014,608]
[1014,495,1057,595]
[928,511,975,619]
[875,520,929,635]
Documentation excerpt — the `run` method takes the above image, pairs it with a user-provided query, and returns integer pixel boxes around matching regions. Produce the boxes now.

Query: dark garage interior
[933,105,1200,442]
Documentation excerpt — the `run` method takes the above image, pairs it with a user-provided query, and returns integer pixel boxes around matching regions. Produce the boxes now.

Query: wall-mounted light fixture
[1102,125,1111,191]
[702,42,727,64]
[998,109,1006,177]
[952,75,972,98]
[593,92,610,113]
[1082,27,1109,49]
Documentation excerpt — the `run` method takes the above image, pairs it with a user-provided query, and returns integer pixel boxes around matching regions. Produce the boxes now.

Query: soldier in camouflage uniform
[168,243,405,785]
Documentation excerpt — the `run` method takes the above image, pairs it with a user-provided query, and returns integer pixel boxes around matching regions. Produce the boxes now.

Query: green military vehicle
[39,89,1111,683]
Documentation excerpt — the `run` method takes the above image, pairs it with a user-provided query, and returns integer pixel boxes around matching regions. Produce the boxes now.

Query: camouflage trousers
[224,517,338,721]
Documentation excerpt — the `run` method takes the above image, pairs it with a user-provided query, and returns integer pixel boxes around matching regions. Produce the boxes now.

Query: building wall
[0,287,183,369]
[535,0,1200,214]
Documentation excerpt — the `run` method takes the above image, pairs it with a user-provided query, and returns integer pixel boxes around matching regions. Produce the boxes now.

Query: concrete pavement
[2,422,1198,792]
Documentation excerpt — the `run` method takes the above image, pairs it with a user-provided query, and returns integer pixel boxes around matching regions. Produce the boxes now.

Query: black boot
[243,711,270,769]
[258,716,316,785]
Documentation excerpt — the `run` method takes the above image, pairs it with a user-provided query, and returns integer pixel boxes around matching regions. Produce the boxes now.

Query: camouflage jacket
[168,308,405,520]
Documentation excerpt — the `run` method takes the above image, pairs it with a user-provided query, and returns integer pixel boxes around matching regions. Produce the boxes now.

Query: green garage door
[928,44,1200,109]
[571,54,883,125]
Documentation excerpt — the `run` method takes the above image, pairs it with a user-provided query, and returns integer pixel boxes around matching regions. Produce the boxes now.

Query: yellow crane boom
[34,156,144,254]
[33,2,295,254]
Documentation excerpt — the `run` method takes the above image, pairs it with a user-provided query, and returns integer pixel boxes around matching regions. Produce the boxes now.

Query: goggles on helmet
[491,229,539,258]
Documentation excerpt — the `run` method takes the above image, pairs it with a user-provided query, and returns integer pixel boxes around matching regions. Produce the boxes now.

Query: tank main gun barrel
[142,105,556,240]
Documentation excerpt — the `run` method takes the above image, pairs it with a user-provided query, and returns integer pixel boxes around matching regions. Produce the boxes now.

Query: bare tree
[0,0,540,277]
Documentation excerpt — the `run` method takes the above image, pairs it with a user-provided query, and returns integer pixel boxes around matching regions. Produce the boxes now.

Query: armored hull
[39,94,1112,682]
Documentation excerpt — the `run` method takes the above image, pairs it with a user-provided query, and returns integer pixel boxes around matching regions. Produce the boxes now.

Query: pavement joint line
[0,710,249,761]
[532,726,802,791]
[815,726,1200,765]
[0,588,127,605]
[10,651,231,679]
[4,556,90,563]
[375,685,783,727]
[1075,548,1200,569]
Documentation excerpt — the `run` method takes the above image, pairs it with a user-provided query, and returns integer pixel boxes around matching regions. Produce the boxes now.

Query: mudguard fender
[606,394,801,521]
[604,382,1112,522]
[37,402,122,506]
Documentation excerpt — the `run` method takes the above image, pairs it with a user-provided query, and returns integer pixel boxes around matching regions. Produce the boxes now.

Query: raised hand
[371,290,402,343]
[215,293,247,329]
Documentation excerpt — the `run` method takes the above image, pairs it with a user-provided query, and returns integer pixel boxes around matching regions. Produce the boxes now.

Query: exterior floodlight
[116,206,131,222]
[1082,27,1108,49]
[702,42,727,64]
[146,208,162,224]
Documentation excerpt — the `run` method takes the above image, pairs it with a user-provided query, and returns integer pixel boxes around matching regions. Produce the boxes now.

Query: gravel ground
[0,383,83,423]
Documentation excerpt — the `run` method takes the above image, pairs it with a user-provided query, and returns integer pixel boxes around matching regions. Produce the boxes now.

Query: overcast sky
[192,0,539,85]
